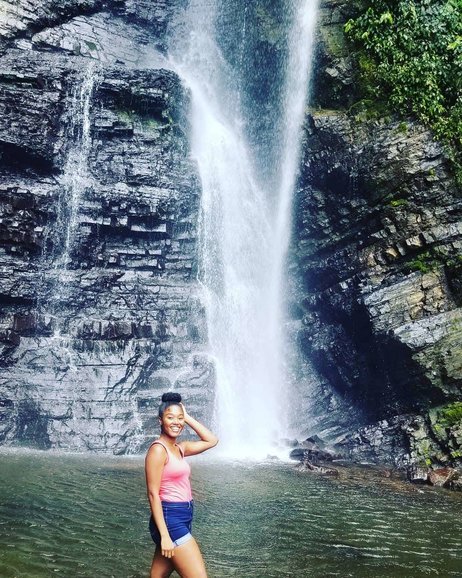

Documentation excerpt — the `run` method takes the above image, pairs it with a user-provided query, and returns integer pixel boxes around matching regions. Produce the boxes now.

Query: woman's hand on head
[180,402,189,420]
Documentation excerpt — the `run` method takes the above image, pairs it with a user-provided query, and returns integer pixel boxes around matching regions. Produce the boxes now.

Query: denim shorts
[149,500,194,547]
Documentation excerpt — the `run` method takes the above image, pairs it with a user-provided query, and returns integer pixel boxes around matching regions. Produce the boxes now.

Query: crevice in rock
[15,398,52,449]
[104,345,142,400]
[0,142,55,176]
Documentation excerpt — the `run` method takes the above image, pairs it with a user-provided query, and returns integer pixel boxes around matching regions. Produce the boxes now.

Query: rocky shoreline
[289,435,462,492]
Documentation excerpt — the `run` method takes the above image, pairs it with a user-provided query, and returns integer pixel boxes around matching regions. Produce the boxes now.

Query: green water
[0,451,461,578]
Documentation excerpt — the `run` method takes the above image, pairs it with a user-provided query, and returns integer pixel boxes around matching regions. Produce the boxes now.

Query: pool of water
[0,451,461,577]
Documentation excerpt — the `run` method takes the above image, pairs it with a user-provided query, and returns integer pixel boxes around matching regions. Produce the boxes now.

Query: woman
[145,392,218,578]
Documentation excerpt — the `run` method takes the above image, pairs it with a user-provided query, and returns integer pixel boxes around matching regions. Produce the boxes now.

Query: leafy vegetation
[345,0,462,185]
[431,402,462,430]
[407,248,462,276]
[439,402,462,427]
[389,198,408,207]
[408,251,434,273]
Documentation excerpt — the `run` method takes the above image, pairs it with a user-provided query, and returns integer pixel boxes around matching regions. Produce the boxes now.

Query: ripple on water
[0,453,461,577]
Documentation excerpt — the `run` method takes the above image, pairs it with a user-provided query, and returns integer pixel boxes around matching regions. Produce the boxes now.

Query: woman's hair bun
[161,392,182,403]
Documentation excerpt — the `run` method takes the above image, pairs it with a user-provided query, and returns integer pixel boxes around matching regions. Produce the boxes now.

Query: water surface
[0,451,461,577]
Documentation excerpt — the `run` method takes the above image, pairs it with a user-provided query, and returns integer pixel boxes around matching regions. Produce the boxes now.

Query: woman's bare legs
[171,538,208,578]
[150,547,174,578]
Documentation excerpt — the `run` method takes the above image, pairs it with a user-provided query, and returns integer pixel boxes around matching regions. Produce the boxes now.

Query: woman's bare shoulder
[146,442,168,463]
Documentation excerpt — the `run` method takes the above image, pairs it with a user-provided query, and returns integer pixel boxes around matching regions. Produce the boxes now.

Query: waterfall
[268,1,319,399]
[169,1,318,457]
[47,62,98,335]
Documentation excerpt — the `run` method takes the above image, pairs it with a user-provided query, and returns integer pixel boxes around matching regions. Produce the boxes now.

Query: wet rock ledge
[290,436,462,491]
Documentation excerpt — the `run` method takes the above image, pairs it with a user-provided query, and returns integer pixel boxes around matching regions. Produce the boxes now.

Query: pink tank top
[151,440,192,502]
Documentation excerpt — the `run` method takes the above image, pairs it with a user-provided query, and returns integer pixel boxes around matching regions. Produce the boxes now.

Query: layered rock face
[0,0,213,453]
[291,0,462,469]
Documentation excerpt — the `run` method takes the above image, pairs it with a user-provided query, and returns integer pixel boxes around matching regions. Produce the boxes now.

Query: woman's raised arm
[179,403,218,457]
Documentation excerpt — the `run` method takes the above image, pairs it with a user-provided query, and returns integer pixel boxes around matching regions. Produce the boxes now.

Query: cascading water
[47,62,98,336]
[169,1,318,457]
[270,1,319,333]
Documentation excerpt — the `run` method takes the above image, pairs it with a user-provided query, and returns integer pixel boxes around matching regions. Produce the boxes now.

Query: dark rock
[1,0,461,467]
[290,111,462,465]
[302,435,327,449]
[0,0,209,454]
[336,403,462,474]
[428,467,459,488]
[290,439,339,463]
[296,459,339,476]
[312,0,360,108]
[288,0,462,475]
[448,476,462,492]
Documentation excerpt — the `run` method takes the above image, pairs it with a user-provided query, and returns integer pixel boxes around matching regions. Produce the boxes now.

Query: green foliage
[407,248,461,274]
[345,0,462,185]
[389,198,408,207]
[408,250,435,273]
[114,108,171,131]
[434,402,462,428]
[414,436,435,466]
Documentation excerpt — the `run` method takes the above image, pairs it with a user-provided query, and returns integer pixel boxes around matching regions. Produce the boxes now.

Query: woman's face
[159,404,185,438]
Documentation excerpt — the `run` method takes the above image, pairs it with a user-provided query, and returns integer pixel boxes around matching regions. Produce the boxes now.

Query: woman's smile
[160,405,186,437]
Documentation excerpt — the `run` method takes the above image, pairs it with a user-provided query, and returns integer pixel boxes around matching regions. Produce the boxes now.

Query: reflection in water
[0,452,461,577]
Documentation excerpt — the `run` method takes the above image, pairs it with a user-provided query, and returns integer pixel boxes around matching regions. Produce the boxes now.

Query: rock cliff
[0,0,213,453]
[290,0,462,471]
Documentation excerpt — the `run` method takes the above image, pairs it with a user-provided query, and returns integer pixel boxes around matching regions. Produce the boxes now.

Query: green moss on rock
[434,402,462,428]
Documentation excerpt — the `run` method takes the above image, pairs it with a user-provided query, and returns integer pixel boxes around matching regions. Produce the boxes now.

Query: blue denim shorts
[149,501,194,547]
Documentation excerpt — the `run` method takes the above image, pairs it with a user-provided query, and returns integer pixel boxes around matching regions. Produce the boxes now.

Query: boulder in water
[290,435,340,463]
[295,459,339,477]
[407,465,429,484]
[428,467,459,488]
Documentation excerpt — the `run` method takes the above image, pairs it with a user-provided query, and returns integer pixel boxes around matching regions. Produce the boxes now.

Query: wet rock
[0,0,210,454]
[296,459,339,476]
[290,109,462,464]
[302,435,328,449]
[407,465,429,484]
[0,0,103,49]
[293,110,461,416]
[290,447,335,462]
[428,467,459,488]
[1,0,461,466]
[313,0,359,108]
[337,416,413,468]
[287,0,462,474]
[290,436,339,464]
[448,476,462,492]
